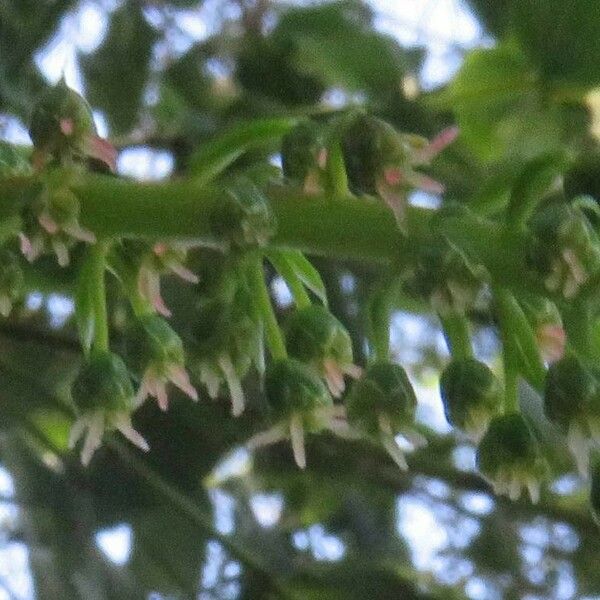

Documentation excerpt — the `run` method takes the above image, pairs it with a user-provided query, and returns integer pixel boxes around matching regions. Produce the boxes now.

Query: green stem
[247,257,288,361]
[89,241,110,354]
[0,174,552,295]
[505,153,565,229]
[367,284,394,362]
[494,287,524,413]
[108,440,293,599]
[439,312,473,360]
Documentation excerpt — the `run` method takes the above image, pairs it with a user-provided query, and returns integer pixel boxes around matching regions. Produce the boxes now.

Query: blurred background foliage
[1,1,600,599]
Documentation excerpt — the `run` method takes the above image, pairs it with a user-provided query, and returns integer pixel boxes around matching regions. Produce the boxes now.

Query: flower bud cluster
[70,351,149,466]
[188,257,262,417]
[527,201,600,299]
[280,114,457,229]
[404,239,488,315]
[210,177,276,248]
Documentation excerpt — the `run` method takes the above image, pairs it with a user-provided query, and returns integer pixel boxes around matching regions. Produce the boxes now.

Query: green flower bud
[346,362,416,436]
[341,114,403,195]
[111,240,198,317]
[70,352,148,465]
[527,201,600,299]
[440,358,502,441]
[544,355,600,475]
[29,80,116,171]
[405,239,487,315]
[189,267,262,416]
[281,121,326,193]
[133,315,197,411]
[20,186,95,267]
[285,305,361,397]
[254,358,333,469]
[0,249,24,317]
[341,114,456,228]
[346,362,424,470]
[210,178,276,248]
[266,358,332,421]
[477,413,548,503]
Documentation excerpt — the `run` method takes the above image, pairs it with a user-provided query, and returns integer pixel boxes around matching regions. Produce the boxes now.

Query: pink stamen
[84,136,117,172]
[317,148,328,169]
[169,263,199,284]
[153,243,168,256]
[60,118,74,136]
[169,365,199,401]
[383,167,403,186]
[38,212,59,234]
[536,324,566,364]
[412,126,459,164]
[63,223,96,244]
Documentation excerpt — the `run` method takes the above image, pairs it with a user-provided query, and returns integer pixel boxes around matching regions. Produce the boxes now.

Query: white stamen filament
[218,354,245,417]
[114,415,150,452]
[81,413,105,466]
[289,413,306,469]
[0,295,11,317]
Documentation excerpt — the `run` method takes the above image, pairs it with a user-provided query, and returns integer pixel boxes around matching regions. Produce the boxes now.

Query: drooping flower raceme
[345,362,426,470]
[69,351,149,466]
[285,304,362,397]
[544,355,600,476]
[132,315,197,411]
[477,413,548,503]
[439,358,502,441]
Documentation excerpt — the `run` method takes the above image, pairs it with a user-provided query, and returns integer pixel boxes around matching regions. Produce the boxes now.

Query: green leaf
[80,6,158,134]
[433,43,564,162]
[495,289,546,389]
[266,248,328,307]
[188,116,299,181]
[274,0,410,94]
[512,0,600,88]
